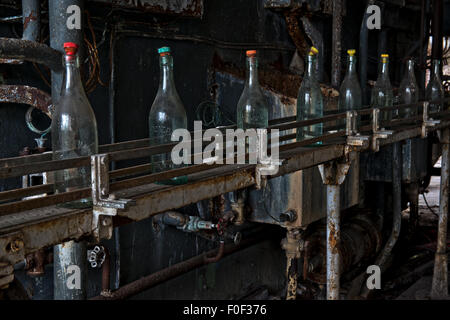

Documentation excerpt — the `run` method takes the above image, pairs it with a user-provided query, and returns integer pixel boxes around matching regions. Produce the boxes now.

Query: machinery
[0,0,449,301]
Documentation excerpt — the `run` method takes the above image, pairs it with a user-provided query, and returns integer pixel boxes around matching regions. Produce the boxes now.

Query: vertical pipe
[332,0,343,88]
[53,240,87,300]
[49,0,86,300]
[431,0,443,62]
[22,0,40,41]
[431,128,449,299]
[327,184,340,300]
[359,2,371,105]
[49,0,84,103]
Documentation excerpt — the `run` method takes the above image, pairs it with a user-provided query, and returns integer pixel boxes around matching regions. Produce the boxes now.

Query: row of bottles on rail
[50,42,446,194]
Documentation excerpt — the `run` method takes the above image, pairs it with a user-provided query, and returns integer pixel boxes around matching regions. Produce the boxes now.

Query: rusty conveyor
[0,98,449,298]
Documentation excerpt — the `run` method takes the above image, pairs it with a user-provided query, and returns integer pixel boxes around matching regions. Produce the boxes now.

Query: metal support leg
[281,229,303,300]
[431,128,449,299]
[319,160,351,300]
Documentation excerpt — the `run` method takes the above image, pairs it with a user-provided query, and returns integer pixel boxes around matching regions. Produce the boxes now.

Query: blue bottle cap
[158,47,171,55]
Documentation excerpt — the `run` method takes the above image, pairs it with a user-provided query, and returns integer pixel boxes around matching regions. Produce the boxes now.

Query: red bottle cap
[64,42,79,55]
[246,50,257,57]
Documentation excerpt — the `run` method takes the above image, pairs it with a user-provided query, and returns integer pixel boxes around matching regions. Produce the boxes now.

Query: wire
[421,192,439,218]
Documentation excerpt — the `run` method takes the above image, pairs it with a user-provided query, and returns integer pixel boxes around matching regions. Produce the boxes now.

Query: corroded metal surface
[0,85,52,116]
[0,38,62,71]
[91,0,203,17]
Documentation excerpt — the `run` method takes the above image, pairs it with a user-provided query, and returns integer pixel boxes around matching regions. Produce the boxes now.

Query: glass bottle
[338,49,362,130]
[149,47,188,185]
[296,47,324,143]
[51,42,98,201]
[426,59,444,114]
[371,53,394,122]
[236,50,269,130]
[398,59,419,118]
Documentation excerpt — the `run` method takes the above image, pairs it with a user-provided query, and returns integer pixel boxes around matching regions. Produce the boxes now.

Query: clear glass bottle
[296,47,324,143]
[398,59,419,118]
[51,42,98,200]
[371,53,394,122]
[426,59,444,114]
[338,49,362,130]
[149,47,188,185]
[236,50,269,130]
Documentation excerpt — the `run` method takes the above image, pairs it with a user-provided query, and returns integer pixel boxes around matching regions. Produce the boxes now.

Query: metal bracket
[371,108,394,152]
[345,111,370,156]
[422,101,440,138]
[255,129,283,189]
[319,160,351,186]
[91,154,135,241]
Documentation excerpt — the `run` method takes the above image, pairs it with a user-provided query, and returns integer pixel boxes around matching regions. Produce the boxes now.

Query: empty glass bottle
[236,50,269,130]
[338,49,362,130]
[398,59,419,118]
[51,42,98,199]
[371,54,394,122]
[149,46,188,185]
[426,59,444,114]
[296,47,324,143]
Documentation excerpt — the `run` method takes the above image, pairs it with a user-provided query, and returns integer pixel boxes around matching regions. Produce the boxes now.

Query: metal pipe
[431,128,449,299]
[0,84,52,115]
[282,229,302,300]
[359,1,372,105]
[49,0,86,300]
[431,0,443,61]
[331,0,343,88]
[0,37,61,71]
[327,184,341,300]
[90,235,265,300]
[22,0,40,41]
[102,247,111,295]
[49,0,84,102]
[203,240,225,263]
[53,240,87,300]
[361,142,402,298]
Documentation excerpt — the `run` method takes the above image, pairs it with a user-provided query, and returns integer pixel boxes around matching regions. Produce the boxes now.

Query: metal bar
[0,85,51,114]
[359,1,371,105]
[431,0,443,61]
[332,0,343,88]
[90,234,265,300]
[0,183,53,202]
[22,0,40,41]
[0,38,61,71]
[327,184,340,300]
[431,128,449,298]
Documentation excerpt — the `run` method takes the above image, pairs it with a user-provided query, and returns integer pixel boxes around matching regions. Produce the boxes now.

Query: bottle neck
[159,54,176,93]
[379,59,390,81]
[305,55,316,80]
[347,56,357,77]
[246,56,259,88]
[432,60,441,79]
[61,55,84,96]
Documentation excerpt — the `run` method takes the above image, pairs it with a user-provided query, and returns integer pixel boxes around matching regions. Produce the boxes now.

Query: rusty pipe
[431,128,449,299]
[101,247,111,295]
[203,240,225,263]
[0,85,52,115]
[22,0,40,42]
[326,184,341,300]
[331,0,343,88]
[282,228,302,300]
[90,235,265,300]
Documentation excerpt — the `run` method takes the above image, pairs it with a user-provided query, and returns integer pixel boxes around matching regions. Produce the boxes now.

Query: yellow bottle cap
[347,49,356,56]
[381,54,389,58]
[309,46,319,56]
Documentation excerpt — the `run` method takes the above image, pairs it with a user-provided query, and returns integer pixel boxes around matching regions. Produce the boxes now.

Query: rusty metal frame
[0,99,449,272]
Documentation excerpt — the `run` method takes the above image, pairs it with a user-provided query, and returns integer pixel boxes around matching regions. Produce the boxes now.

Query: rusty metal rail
[0,99,449,268]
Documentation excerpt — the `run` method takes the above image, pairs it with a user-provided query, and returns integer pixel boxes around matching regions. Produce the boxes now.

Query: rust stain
[0,85,52,116]
[23,11,37,31]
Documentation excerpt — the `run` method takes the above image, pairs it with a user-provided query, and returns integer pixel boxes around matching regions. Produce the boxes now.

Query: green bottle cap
[158,47,171,55]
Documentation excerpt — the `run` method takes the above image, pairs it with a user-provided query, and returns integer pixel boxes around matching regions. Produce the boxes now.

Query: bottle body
[371,54,394,122]
[236,52,269,130]
[51,44,98,198]
[297,49,324,143]
[426,59,444,114]
[398,59,419,118]
[149,47,187,185]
